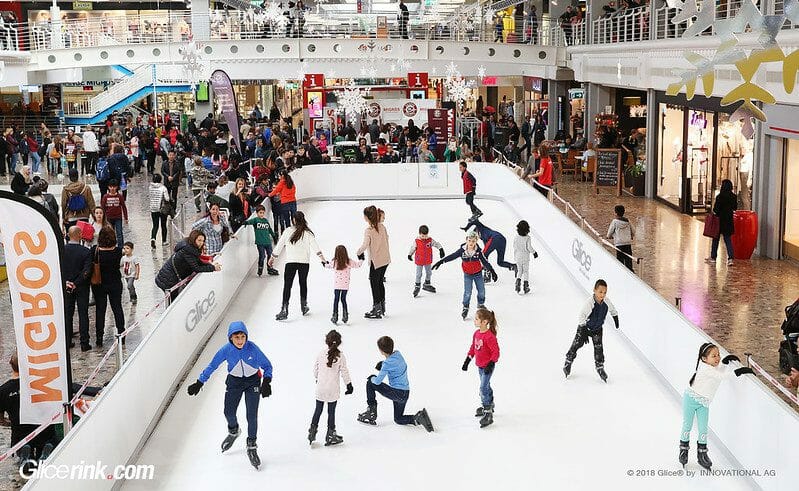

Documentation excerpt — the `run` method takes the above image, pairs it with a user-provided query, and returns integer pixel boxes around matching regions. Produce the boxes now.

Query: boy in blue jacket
[357,336,434,432]
[187,321,273,469]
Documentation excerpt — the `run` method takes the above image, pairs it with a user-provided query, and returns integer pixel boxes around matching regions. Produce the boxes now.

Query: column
[547,80,569,140]
[644,89,656,198]
[584,82,612,145]
[752,124,782,258]
[191,0,211,42]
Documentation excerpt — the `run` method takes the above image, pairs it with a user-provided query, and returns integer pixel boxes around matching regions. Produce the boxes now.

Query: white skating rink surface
[126,199,755,491]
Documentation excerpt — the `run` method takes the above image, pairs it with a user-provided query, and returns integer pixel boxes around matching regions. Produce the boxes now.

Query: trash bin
[732,210,758,260]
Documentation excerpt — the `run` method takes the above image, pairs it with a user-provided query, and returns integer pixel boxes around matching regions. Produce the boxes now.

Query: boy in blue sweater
[187,321,273,469]
[357,336,434,432]
[563,279,619,382]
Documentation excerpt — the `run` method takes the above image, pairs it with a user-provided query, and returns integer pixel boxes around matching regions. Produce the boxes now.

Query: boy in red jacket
[459,161,482,219]
[101,179,128,248]
[407,224,445,298]
[462,308,500,428]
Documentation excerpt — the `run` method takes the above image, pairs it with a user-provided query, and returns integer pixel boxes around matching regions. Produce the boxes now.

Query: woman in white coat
[308,330,352,446]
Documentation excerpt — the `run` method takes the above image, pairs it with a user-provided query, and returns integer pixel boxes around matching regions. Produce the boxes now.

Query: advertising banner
[366,99,437,125]
[42,85,62,112]
[426,108,453,161]
[0,191,70,424]
[209,70,241,155]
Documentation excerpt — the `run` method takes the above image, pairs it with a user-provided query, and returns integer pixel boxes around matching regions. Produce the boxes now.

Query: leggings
[333,289,348,314]
[369,262,388,305]
[151,212,167,243]
[680,391,709,444]
[282,262,310,305]
[92,283,125,343]
[311,400,337,429]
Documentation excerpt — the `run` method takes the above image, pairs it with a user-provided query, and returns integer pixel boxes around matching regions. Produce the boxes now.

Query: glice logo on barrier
[185,290,217,332]
[571,239,592,278]
[19,460,155,480]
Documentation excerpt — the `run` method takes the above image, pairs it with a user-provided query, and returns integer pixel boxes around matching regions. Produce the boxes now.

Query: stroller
[779,298,799,375]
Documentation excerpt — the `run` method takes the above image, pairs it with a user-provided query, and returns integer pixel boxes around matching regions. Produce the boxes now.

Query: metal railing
[592,6,650,44]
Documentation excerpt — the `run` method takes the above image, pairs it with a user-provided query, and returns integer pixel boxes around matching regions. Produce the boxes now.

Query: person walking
[706,179,737,267]
[90,227,125,348]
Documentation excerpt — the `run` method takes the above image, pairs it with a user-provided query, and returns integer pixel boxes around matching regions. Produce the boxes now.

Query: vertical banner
[42,85,62,112]
[0,192,70,424]
[209,70,241,155]
[427,108,452,161]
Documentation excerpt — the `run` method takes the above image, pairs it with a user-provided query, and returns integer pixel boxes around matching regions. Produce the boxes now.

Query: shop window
[784,139,799,260]
[716,114,754,210]
[687,109,713,212]
[657,103,683,208]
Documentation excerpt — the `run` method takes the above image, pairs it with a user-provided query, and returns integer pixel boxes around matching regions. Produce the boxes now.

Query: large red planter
[732,210,758,260]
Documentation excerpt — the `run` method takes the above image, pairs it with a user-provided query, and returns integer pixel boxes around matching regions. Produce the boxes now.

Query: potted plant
[626,160,646,196]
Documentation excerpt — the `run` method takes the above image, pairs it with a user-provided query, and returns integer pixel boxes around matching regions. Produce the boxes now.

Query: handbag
[90,248,102,286]
[703,214,720,238]
[159,195,175,217]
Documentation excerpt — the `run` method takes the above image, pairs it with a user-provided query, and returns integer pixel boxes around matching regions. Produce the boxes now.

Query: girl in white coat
[309,330,353,446]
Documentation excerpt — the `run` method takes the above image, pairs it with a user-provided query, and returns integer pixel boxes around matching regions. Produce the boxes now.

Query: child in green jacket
[244,205,279,276]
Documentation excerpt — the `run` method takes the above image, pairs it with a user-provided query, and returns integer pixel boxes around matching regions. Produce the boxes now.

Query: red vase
[731,210,758,260]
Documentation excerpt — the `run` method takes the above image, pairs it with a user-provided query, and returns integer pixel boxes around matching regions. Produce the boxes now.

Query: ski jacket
[577,295,618,332]
[371,351,409,390]
[409,236,443,266]
[468,329,500,368]
[314,348,352,403]
[440,243,494,276]
[199,322,272,383]
[462,170,476,195]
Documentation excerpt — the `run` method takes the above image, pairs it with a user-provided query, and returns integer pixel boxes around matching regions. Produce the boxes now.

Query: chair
[560,149,578,180]
[582,155,596,182]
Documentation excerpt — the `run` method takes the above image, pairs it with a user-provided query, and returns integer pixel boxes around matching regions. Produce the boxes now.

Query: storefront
[654,92,754,215]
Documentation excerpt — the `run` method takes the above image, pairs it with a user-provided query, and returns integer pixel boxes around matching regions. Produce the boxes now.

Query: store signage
[323,107,337,129]
[407,72,428,88]
[595,148,622,196]
[482,76,499,86]
[568,89,584,100]
[369,99,436,124]
[73,1,93,10]
[303,73,324,88]
[524,76,542,92]
[368,102,381,119]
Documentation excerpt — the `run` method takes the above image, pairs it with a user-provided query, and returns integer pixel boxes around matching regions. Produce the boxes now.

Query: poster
[42,85,62,112]
[427,108,453,161]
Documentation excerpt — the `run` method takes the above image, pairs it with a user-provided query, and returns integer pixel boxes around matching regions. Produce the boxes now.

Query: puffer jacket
[155,240,215,291]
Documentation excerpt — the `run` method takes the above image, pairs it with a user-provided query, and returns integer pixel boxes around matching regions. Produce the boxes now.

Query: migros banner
[0,191,70,424]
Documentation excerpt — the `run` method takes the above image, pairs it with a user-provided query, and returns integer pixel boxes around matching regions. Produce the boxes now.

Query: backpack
[96,158,109,181]
[67,185,88,212]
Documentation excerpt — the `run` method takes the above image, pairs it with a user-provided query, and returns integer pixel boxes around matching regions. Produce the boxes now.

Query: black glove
[408,254,413,261]
[375,361,383,371]
[533,252,539,259]
[432,260,443,270]
[357,253,365,261]
[613,315,619,329]
[490,269,498,282]
[722,355,740,365]
[462,356,471,371]
[439,248,445,258]
[734,367,755,377]
[260,376,272,398]
[345,382,353,395]
[485,361,496,375]
[187,380,203,396]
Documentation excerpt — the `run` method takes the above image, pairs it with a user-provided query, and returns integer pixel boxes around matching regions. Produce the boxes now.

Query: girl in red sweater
[461,308,500,428]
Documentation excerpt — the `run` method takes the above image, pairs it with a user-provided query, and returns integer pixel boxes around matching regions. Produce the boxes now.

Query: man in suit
[63,226,93,351]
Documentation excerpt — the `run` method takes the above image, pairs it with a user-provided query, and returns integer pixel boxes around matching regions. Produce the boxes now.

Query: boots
[331,311,338,325]
[678,441,689,467]
[523,281,530,294]
[475,403,494,417]
[357,404,377,425]
[515,278,521,294]
[563,359,572,378]
[342,307,349,324]
[325,427,344,446]
[308,424,318,445]
[479,406,494,428]
[221,426,241,453]
[413,283,421,297]
[364,305,382,319]
[257,267,263,277]
[246,438,261,469]
[414,408,434,432]
[422,281,436,293]
[301,300,310,316]
[275,303,289,321]
[697,443,712,470]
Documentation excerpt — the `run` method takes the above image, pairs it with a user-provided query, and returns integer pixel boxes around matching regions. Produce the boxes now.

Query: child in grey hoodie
[607,205,635,271]
[513,220,538,294]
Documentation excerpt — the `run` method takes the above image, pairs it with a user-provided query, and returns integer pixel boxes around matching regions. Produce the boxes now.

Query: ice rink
[126,198,754,490]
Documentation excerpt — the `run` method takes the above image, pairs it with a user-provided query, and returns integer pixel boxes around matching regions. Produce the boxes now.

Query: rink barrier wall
[292,163,797,491]
[26,226,257,491]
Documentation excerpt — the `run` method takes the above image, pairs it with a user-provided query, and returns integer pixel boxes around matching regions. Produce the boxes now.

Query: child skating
[407,224,445,297]
[309,330,353,447]
[461,216,516,283]
[461,308,500,428]
[324,245,362,324]
[563,279,619,382]
[433,230,497,320]
[678,342,753,470]
[186,321,273,470]
[357,336,434,432]
[513,220,538,294]
[243,204,279,277]
[459,161,482,219]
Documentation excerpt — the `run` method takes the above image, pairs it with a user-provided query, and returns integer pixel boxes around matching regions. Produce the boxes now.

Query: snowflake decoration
[335,82,371,117]
[325,69,337,79]
[360,57,378,78]
[444,66,476,109]
[296,60,310,81]
[444,61,460,78]
[264,2,288,31]
[390,63,397,73]
[179,37,207,93]
[477,65,486,80]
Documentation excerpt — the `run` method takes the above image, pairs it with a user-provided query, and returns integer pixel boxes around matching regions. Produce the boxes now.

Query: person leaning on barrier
[156,229,221,302]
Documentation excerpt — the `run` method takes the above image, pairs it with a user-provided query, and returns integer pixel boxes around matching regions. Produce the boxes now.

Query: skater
[356,206,391,319]
[269,211,327,320]
[678,343,754,470]
[513,220,538,294]
[607,205,635,272]
[433,230,497,320]
[461,308,500,428]
[324,245,363,324]
[460,161,482,219]
[357,336,434,432]
[309,330,353,446]
[186,321,273,470]
[243,205,279,277]
[407,224,445,297]
[461,216,516,282]
[563,279,619,382]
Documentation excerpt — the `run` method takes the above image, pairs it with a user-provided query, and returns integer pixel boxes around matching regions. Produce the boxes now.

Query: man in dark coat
[63,226,93,350]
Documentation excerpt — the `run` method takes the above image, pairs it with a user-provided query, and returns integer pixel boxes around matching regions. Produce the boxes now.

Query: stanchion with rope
[745,354,799,406]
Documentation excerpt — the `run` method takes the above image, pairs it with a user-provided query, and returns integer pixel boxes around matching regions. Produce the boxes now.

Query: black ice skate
[479,407,494,428]
[483,270,492,283]
[422,282,436,293]
[523,281,530,294]
[515,278,521,294]
[308,424,318,445]
[357,404,377,425]
[563,360,572,378]
[301,301,310,316]
[462,305,469,320]
[415,408,434,432]
[364,305,383,319]
[475,403,494,417]
[471,210,483,220]
[325,428,344,446]
[221,426,241,453]
[678,441,689,468]
[413,283,421,297]
[275,303,289,321]
[246,438,261,470]
[697,443,712,470]
[267,267,279,276]
[597,366,608,383]
[342,308,349,324]
[380,300,386,316]
[331,312,338,325]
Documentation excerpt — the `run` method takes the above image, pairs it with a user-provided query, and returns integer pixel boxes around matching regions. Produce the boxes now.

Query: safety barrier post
[675,297,682,311]
[115,334,125,373]
[636,257,643,280]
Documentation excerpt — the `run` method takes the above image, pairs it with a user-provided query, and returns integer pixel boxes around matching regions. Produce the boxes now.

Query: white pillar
[191,0,211,42]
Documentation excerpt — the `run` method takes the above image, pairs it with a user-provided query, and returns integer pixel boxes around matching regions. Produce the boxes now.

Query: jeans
[224,374,261,440]
[565,326,604,368]
[256,244,273,273]
[280,201,297,230]
[710,234,734,260]
[463,272,485,307]
[333,289,348,314]
[272,201,283,235]
[680,391,709,444]
[478,366,495,407]
[151,212,167,243]
[483,235,515,270]
[365,381,414,425]
[125,277,137,300]
[369,263,388,306]
[414,264,432,285]
[465,192,481,215]
[311,400,337,429]
[616,244,634,272]
[282,262,309,305]
[65,286,90,347]
[109,218,124,248]
[28,152,41,174]
[10,152,18,172]
[83,152,97,175]
[92,283,125,343]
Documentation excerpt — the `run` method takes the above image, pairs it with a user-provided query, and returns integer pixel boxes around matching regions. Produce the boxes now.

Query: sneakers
[130,296,137,305]
[726,259,734,266]
[162,241,168,247]
[704,257,716,264]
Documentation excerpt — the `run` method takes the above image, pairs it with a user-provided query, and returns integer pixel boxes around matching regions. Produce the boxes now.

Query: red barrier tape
[748,357,799,406]
[0,412,61,463]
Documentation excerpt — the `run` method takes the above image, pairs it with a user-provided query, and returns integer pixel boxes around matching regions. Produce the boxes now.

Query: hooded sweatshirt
[607,217,634,246]
[198,321,273,383]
